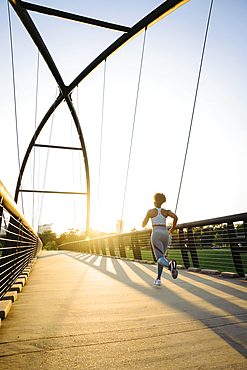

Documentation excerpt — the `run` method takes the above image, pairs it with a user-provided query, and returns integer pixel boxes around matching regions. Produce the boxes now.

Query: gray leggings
[151,226,170,279]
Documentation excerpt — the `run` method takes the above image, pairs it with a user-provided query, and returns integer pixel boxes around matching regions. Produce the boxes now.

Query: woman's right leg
[157,261,163,279]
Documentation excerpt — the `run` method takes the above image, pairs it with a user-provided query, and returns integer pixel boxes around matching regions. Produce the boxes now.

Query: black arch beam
[13,95,91,231]
[9,0,189,234]
[21,1,131,33]
[10,0,189,96]
[34,144,82,151]
[9,0,91,232]
[68,0,190,93]
[9,0,66,94]
[20,190,87,195]
[14,95,64,203]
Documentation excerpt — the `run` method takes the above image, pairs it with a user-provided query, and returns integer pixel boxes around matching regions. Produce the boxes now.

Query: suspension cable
[7,1,24,213]
[175,0,214,214]
[121,28,147,224]
[76,85,85,229]
[76,85,83,188]
[70,116,76,229]
[38,87,58,227]
[98,59,107,202]
[32,50,40,228]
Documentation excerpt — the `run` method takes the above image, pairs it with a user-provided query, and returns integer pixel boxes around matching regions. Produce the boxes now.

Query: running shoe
[154,278,161,286]
[169,260,178,279]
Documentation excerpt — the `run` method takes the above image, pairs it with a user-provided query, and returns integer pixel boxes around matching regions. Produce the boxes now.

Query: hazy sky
[1,0,247,234]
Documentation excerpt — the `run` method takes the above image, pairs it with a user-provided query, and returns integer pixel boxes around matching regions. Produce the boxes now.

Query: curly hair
[154,193,166,206]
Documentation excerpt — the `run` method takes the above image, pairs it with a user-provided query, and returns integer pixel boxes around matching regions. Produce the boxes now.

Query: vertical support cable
[121,28,147,225]
[76,85,84,229]
[70,115,76,229]
[32,50,40,229]
[175,0,214,214]
[38,87,58,227]
[98,59,107,202]
[76,86,83,187]
[7,1,24,213]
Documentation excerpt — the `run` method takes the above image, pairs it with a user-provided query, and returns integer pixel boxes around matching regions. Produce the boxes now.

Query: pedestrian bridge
[0,249,247,369]
[1,181,247,367]
[1,1,247,367]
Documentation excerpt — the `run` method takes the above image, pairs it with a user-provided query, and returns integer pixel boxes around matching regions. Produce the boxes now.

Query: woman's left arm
[142,211,150,228]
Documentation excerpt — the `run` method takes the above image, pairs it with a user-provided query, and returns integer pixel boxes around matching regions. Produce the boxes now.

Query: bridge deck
[0,250,247,369]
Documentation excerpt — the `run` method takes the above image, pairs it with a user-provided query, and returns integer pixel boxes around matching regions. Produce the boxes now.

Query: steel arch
[9,0,189,233]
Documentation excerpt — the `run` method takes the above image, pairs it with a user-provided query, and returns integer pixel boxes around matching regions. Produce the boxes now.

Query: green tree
[56,232,69,246]
[56,229,86,246]
[39,230,57,248]
[46,240,58,250]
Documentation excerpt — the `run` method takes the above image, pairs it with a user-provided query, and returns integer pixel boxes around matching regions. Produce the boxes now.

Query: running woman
[142,193,178,286]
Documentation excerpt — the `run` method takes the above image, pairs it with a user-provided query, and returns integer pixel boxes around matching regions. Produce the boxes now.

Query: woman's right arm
[167,210,178,233]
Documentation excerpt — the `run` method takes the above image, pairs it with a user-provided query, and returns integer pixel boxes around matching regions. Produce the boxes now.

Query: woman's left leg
[151,227,170,281]
[157,255,169,267]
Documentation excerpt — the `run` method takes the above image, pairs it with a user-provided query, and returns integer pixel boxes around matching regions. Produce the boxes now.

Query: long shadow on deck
[56,250,247,358]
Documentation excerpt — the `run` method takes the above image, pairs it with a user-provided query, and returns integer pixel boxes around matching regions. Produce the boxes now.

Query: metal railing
[59,213,247,277]
[0,181,42,299]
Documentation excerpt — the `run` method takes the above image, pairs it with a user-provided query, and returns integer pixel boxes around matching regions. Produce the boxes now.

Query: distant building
[38,224,52,233]
[116,220,123,234]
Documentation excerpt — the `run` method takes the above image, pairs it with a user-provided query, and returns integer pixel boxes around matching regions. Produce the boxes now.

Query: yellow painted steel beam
[0,181,39,238]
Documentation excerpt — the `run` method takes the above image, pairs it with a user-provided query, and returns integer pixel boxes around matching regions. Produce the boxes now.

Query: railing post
[35,237,39,257]
[243,221,247,246]
[227,222,245,277]
[96,240,100,254]
[118,235,126,258]
[187,227,200,268]
[131,234,141,260]
[179,229,190,268]
[0,197,3,291]
[17,221,23,270]
[20,222,31,270]
[1,216,19,292]
[85,241,89,253]
[101,239,107,256]
[0,197,3,230]
[108,238,115,256]
[91,241,95,254]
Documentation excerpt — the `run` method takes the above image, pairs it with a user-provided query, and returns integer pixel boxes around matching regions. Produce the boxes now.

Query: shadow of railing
[58,249,247,358]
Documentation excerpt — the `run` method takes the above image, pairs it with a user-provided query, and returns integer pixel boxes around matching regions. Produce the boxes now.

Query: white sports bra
[151,208,167,226]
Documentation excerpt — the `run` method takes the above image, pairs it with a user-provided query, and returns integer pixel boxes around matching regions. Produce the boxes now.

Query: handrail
[0,181,42,299]
[177,212,247,229]
[58,212,247,277]
[0,181,38,237]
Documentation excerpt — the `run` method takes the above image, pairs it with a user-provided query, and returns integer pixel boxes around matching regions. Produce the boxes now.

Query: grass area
[141,250,155,261]
[168,248,239,273]
[100,245,247,274]
[125,248,247,274]
[126,250,134,259]
[125,249,154,261]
